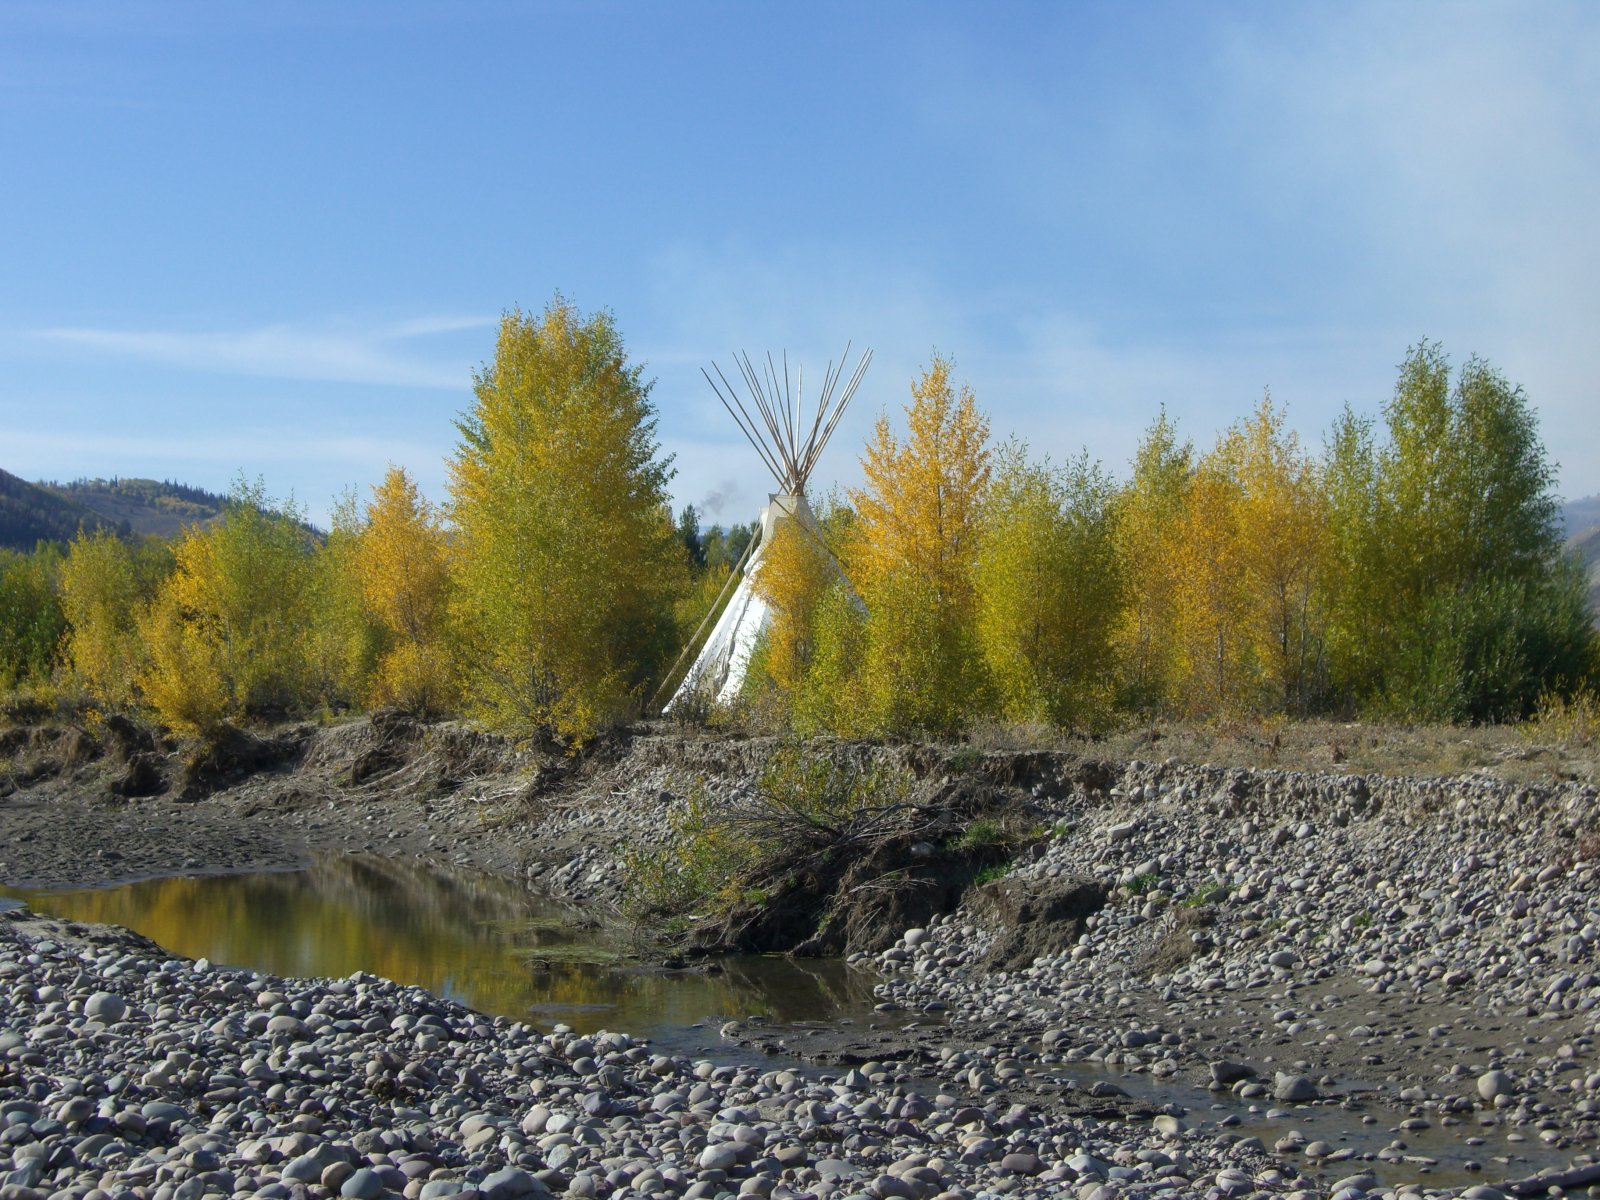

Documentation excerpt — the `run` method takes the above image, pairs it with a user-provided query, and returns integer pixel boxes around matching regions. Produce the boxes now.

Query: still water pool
[0,853,884,1058]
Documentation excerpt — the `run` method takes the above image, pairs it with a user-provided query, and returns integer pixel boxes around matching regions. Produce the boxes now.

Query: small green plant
[1126,871,1160,896]
[1524,689,1600,751]
[1350,911,1373,928]
[948,747,983,773]
[952,819,1007,852]
[622,779,755,919]
[623,744,915,926]
[973,862,1010,886]
[1179,882,1224,907]
[664,681,721,731]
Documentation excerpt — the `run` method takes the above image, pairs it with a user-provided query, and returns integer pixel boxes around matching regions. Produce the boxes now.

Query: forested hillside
[0,471,228,551]
[0,468,114,550]
[1572,523,1600,621]
[50,477,226,540]
[1562,495,1600,623]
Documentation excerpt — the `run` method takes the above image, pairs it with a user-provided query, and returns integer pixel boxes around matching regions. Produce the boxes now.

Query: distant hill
[0,468,115,551]
[0,471,227,553]
[1561,495,1600,622]
[48,477,227,540]
[1570,522,1600,624]
[1561,494,1600,539]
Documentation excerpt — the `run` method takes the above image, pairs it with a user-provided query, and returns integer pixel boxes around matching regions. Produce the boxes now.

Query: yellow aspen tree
[1171,451,1251,716]
[137,480,315,735]
[448,298,686,741]
[745,494,856,711]
[59,529,146,708]
[353,466,455,714]
[137,581,230,737]
[848,354,991,735]
[975,445,1122,729]
[1225,395,1330,712]
[749,519,838,696]
[1112,412,1192,712]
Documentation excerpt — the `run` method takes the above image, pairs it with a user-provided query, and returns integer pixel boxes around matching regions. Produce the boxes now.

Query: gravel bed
[865,761,1600,1200]
[0,910,1301,1200]
[10,733,1600,1200]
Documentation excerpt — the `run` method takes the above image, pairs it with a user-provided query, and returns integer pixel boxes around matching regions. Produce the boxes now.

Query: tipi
[662,346,871,713]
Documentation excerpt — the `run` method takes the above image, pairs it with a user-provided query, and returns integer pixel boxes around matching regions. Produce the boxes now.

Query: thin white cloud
[1,427,442,468]
[387,315,500,338]
[26,315,493,390]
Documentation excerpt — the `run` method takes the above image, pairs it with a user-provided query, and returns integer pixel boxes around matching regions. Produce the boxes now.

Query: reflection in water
[0,855,882,1045]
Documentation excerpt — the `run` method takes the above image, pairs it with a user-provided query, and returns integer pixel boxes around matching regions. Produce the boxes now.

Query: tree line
[0,296,1593,743]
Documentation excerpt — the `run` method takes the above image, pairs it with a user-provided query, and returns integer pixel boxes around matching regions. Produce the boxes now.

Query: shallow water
[1037,1059,1575,1190]
[0,853,884,1059]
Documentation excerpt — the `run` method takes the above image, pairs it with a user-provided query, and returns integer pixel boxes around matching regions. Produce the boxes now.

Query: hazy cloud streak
[27,316,493,390]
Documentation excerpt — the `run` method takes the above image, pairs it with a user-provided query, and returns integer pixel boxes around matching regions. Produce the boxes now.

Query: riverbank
[6,715,1600,1197]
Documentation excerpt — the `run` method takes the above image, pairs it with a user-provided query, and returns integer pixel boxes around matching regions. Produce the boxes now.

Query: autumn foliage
[740,344,1593,733]
[848,355,992,734]
[352,467,454,715]
[447,299,685,741]
[0,326,1591,743]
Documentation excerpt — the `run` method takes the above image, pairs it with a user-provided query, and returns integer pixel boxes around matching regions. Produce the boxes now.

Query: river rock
[341,1168,385,1200]
[1210,1060,1256,1087]
[480,1168,547,1200]
[1273,1073,1318,1102]
[1478,1069,1514,1101]
[83,991,126,1023]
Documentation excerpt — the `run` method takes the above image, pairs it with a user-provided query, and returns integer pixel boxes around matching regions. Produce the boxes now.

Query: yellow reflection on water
[0,855,878,1038]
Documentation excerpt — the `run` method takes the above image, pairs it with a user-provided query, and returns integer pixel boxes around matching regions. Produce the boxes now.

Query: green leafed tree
[300,490,384,716]
[975,444,1122,728]
[447,297,686,741]
[1112,410,1192,712]
[1327,342,1594,720]
[0,543,66,692]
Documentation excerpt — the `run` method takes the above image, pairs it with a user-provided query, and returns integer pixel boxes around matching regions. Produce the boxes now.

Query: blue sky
[2,1,1597,527]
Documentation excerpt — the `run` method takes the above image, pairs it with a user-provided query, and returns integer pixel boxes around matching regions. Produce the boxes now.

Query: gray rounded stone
[1478,1069,1514,1101]
[1273,1072,1318,1102]
[83,992,127,1024]
[341,1169,385,1200]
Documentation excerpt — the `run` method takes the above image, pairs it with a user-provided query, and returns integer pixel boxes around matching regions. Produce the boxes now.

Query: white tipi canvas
[659,346,871,715]
[667,494,808,711]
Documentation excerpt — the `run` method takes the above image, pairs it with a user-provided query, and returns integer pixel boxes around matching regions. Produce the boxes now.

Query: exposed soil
[0,711,553,889]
